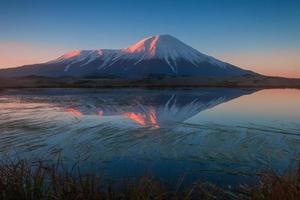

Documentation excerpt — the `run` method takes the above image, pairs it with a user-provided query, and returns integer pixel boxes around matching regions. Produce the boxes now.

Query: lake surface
[0,88,300,187]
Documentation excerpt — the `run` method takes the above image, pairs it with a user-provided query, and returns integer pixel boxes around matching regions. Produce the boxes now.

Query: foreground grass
[0,159,299,200]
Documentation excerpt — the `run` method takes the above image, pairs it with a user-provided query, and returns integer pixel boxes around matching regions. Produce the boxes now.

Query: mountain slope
[0,35,255,78]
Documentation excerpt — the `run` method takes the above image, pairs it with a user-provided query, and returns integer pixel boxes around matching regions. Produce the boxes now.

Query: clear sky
[1,0,300,78]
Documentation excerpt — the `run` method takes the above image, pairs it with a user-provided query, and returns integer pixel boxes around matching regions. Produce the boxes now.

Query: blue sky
[1,0,300,77]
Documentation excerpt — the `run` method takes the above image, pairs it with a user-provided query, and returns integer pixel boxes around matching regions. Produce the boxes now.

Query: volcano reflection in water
[6,88,299,186]
[62,88,256,129]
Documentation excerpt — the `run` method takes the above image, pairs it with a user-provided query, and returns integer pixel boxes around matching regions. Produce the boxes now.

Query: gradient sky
[1,0,300,78]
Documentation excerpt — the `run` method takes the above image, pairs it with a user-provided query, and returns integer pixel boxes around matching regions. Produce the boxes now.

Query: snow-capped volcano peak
[125,34,180,54]
[8,34,253,78]
[49,34,226,71]
[126,35,189,51]
[120,34,225,70]
[124,34,206,60]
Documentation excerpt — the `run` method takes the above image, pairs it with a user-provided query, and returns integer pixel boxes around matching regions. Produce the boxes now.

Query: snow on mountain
[48,49,121,71]
[49,35,227,73]
[121,34,226,71]
[0,34,254,78]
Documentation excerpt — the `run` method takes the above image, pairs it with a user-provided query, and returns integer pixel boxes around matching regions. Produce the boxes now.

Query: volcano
[0,35,255,79]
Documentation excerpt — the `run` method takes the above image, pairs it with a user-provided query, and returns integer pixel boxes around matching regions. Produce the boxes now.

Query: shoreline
[1,75,300,89]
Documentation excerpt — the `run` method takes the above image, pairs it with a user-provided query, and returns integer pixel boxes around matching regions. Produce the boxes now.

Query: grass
[0,158,299,200]
[249,168,300,200]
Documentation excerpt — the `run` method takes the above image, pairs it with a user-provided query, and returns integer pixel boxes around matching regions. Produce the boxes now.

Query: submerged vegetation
[0,158,299,200]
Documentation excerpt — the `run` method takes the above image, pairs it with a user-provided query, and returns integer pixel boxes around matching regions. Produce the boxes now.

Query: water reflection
[0,88,300,186]
[55,88,256,128]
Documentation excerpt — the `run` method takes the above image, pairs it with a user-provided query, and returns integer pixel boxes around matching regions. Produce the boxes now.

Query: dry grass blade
[0,158,299,200]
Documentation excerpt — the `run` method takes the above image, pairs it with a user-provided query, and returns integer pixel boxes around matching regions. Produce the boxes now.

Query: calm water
[0,88,300,186]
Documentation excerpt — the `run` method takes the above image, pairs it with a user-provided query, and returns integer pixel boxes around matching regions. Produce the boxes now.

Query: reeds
[249,169,300,200]
[0,158,299,200]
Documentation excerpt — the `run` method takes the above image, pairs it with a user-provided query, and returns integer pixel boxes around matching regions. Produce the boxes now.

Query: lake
[0,88,300,187]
